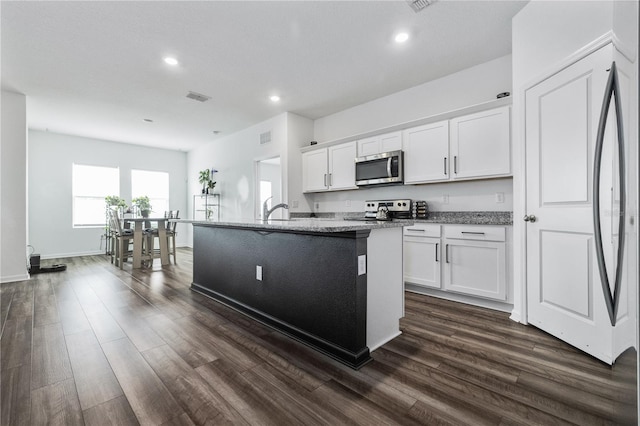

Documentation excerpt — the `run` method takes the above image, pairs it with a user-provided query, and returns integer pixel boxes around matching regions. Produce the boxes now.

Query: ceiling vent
[260,131,272,145]
[186,91,211,102]
[407,0,435,13]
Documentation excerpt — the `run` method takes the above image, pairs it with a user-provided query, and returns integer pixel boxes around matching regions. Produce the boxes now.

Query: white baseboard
[1,273,30,283]
[40,250,105,260]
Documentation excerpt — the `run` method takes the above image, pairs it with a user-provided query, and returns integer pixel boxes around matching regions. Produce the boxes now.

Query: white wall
[308,55,514,213]
[314,54,512,143]
[28,130,188,258]
[186,111,314,246]
[1,91,29,282]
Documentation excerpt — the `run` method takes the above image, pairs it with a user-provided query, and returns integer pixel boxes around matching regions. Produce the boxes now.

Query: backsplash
[295,177,513,214]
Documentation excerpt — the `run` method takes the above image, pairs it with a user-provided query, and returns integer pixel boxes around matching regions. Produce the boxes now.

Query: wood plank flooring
[1,249,636,425]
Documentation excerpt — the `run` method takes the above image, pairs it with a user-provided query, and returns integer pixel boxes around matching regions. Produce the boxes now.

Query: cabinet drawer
[404,224,441,238]
[444,225,505,242]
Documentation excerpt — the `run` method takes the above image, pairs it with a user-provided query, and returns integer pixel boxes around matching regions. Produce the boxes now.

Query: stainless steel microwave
[355,150,404,186]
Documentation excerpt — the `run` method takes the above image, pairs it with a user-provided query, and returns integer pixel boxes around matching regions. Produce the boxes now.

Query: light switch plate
[358,255,366,276]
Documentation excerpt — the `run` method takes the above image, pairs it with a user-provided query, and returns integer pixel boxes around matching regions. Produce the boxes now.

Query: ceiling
[1,0,527,152]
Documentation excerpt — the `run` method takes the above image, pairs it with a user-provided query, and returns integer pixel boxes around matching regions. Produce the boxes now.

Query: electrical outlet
[256,265,262,281]
[495,192,505,203]
[291,200,299,208]
[442,194,449,204]
[315,202,320,211]
[345,200,351,207]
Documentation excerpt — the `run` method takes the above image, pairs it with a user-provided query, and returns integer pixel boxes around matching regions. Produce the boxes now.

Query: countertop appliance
[355,150,403,186]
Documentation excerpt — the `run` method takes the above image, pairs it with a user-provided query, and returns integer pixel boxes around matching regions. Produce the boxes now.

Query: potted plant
[105,195,127,216]
[198,168,217,194]
[132,196,152,218]
[198,169,210,194]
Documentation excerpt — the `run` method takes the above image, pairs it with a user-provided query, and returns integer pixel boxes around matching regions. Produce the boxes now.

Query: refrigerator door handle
[593,61,626,327]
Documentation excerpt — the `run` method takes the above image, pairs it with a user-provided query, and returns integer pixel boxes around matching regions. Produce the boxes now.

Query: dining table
[122,217,170,268]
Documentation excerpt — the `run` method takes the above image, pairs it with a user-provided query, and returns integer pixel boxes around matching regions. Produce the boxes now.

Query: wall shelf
[193,193,220,221]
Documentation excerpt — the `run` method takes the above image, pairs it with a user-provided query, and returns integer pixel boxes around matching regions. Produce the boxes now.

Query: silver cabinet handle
[443,157,447,175]
[406,229,425,232]
[461,231,485,235]
[523,215,537,223]
[593,61,626,327]
[445,244,449,263]
[324,174,327,187]
[435,243,439,262]
[454,156,458,174]
[329,173,332,186]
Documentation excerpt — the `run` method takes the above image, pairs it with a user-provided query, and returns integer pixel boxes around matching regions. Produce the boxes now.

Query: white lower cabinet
[404,224,508,303]
[403,224,441,289]
[443,225,506,301]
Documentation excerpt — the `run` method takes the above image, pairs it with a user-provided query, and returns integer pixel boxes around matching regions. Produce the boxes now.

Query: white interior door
[525,44,615,363]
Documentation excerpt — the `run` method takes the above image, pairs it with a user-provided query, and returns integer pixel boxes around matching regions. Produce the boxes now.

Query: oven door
[355,150,403,186]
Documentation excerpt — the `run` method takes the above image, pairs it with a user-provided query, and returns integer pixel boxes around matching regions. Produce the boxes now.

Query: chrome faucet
[262,196,289,220]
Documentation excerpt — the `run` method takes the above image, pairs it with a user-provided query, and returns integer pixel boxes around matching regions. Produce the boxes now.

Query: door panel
[539,76,590,205]
[539,230,592,319]
[525,44,613,363]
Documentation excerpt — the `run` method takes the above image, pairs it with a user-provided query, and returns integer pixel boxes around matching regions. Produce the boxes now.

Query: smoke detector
[186,91,211,102]
[407,0,436,13]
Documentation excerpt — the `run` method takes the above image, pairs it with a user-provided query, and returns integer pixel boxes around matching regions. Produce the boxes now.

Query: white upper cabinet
[357,131,402,157]
[302,148,330,192]
[328,142,357,190]
[402,106,511,185]
[302,142,357,192]
[450,106,511,179]
[403,121,449,183]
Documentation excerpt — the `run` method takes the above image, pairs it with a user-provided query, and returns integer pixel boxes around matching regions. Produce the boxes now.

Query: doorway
[255,156,282,220]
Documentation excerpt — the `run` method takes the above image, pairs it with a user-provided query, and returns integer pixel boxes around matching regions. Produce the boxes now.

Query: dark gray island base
[190,219,405,369]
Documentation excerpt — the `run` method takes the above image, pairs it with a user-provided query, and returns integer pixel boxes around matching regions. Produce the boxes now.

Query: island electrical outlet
[256,265,262,281]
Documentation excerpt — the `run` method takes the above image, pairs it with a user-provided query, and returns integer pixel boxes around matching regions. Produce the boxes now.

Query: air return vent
[260,131,272,145]
[407,0,435,13]
[186,91,211,102]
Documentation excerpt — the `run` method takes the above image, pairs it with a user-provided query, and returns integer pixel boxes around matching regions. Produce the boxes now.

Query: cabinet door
[443,239,506,300]
[302,148,328,192]
[450,106,511,179]
[404,236,441,289]
[357,136,380,157]
[357,131,401,157]
[379,131,402,152]
[328,142,357,190]
[402,121,449,183]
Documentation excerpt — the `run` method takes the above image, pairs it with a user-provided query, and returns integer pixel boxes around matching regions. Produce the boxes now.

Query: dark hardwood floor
[1,248,637,425]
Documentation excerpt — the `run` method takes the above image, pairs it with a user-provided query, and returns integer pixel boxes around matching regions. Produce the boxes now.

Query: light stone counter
[175,218,410,233]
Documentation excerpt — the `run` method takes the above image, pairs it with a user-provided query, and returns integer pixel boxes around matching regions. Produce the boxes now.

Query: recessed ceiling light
[270,95,281,103]
[164,57,179,66]
[143,118,154,123]
[213,130,221,135]
[395,32,409,43]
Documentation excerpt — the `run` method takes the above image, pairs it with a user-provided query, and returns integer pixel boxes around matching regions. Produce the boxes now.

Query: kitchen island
[188,218,407,369]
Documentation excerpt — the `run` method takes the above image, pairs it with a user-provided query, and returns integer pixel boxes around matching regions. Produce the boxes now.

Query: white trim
[1,273,30,283]
[40,250,105,260]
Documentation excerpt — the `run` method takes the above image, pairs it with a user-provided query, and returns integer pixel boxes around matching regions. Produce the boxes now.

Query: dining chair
[108,208,134,269]
[164,210,179,264]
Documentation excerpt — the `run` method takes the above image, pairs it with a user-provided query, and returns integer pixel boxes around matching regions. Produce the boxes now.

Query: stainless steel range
[363,199,412,220]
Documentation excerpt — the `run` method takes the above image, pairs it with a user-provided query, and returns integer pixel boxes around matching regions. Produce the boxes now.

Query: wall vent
[260,131,272,145]
[407,0,435,13]
[186,91,211,102]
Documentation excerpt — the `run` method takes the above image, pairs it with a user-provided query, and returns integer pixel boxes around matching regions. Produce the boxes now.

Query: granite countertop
[291,211,513,226]
[177,218,408,233]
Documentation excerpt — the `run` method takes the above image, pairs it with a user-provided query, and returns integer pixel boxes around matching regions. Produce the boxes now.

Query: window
[131,169,169,215]
[73,164,119,227]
